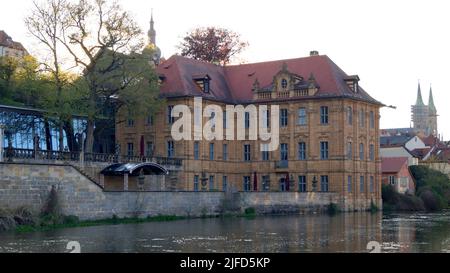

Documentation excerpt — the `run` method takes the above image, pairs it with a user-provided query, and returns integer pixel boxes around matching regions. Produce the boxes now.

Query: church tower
[144,9,161,65]
[148,10,156,45]
[411,82,429,135]
[427,85,438,136]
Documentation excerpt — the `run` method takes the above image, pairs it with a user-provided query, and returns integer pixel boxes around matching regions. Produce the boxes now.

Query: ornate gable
[253,63,319,100]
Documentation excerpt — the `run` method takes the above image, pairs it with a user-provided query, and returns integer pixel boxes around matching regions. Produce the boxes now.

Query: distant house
[380,128,416,137]
[0,30,28,58]
[381,157,416,194]
[380,135,424,165]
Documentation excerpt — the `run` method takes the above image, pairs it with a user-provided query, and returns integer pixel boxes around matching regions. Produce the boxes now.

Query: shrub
[327,203,339,215]
[395,194,425,211]
[382,185,399,204]
[13,207,36,226]
[41,185,60,216]
[63,215,80,225]
[419,189,445,211]
[111,214,119,224]
[370,201,379,213]
[244,207,256,215]
[382,184,424,211]
[410,165,450,209]
[39,213,64,227]
[0,209,16,232]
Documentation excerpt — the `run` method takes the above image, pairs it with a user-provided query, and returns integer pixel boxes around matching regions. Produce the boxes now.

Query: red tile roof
[157,54,381,104]
[158,55,234,102]
[381,157,409,173]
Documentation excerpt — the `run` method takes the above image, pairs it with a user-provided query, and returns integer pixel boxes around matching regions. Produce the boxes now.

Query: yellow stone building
[116,51,383,211]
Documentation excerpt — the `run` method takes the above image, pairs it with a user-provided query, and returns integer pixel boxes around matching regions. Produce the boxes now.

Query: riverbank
[1,205,261,234]
[3,203,349,234]
[14,214,188,233]
[382,166,450,212]
[12,213,264,234]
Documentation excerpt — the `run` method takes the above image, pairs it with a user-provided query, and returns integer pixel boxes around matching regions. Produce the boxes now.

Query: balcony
[275,160,289,169]
[1,147,183,167]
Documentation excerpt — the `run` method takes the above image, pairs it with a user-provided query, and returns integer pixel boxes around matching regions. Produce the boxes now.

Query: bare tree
[56,0,154,153]
[25,0,69,152]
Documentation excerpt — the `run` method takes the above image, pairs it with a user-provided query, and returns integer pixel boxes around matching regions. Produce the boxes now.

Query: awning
[100,163,169,176]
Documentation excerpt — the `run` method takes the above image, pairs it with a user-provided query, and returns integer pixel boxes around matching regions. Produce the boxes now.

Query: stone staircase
[68,163,104,189]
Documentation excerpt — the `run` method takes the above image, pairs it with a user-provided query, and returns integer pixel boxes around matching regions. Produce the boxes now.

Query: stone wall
[0,163,223,220]
[0,163,357,221]
[238,192,340,214]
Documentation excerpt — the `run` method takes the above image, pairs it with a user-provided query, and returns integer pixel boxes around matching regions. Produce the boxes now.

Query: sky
[1,0,449,139]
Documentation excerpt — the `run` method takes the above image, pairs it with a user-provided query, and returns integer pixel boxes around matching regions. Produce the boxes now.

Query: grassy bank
[3,207,263,233]
[13,214,188,233]
[382,165,450,212]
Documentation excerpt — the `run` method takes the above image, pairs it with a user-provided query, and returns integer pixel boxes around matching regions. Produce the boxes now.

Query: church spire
[428,85,437,113]
[415,82,425,106]
[148,8,156,45]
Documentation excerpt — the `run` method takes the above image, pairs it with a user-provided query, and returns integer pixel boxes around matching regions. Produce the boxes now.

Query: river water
[0,211,449,253]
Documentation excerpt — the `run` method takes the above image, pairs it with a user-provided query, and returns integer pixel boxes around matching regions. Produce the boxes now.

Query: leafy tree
[54,0,160,153]
[178,27,248,65]
[0,56,19,103]
[11,55,48,107]
[25,0,72,151]
[409,165,450,210]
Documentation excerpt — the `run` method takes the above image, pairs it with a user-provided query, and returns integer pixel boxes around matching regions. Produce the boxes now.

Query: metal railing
[1,147,183,166]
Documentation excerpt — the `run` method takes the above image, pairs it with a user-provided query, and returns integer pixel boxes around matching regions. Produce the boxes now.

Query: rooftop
[157,54,382,104]
[381,157,409,173]
[0,30,27,52]
[380,135,413,147]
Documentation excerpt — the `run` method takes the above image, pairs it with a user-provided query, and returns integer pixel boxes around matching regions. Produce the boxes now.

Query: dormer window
[158,74,166,85]
[281,79,288,89]
[193,74,211,93]
[344,75,360,93]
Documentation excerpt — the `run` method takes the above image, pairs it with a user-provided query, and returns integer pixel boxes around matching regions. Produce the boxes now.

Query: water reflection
[0,212,449,253]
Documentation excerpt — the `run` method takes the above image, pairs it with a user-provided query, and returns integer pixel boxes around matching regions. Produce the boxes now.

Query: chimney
[310,50,319,56]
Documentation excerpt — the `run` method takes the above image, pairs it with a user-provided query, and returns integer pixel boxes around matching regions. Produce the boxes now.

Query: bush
[419,189,445,211]
[63,215,80,225]
[395,194,425,211]
[244,207,256,215]
[327,203,339,215]
[410,165,450,209]
[0,209,16,232]
[370,201,379,213]
[382,185,399,204]
[382,184,424,211]
[111,214,119,224]
[41,185,60,216]
[13,207,36,226]
[39,213,64,227]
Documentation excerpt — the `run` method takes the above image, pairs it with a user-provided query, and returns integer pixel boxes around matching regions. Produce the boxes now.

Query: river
[0,211,449,253]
